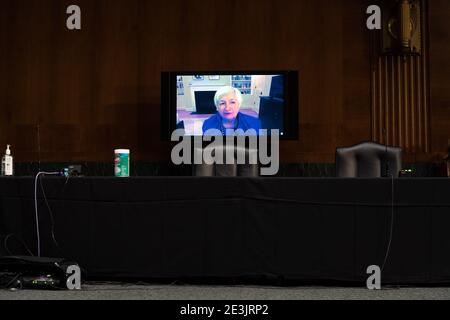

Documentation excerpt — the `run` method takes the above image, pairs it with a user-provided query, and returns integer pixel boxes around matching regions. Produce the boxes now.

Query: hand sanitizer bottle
[1,145,13,176]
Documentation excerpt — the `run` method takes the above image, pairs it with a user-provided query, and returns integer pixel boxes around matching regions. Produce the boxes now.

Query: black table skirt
[1,177,450,284]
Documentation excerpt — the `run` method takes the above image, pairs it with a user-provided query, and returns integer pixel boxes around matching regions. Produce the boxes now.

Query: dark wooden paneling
[1,0,372,164]
[371,46,430,154]
[429,0,450,161]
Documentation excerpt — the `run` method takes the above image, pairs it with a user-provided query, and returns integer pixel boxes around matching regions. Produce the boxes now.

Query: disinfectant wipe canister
[114,149,130,177]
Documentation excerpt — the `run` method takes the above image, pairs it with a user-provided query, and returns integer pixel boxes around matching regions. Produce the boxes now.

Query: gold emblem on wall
[382,0,422,55]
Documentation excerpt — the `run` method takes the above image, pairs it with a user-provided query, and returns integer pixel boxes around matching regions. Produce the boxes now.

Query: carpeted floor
[1,283,450,300]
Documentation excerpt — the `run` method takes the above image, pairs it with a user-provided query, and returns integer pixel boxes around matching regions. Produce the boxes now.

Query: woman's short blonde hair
[214,86,243,109]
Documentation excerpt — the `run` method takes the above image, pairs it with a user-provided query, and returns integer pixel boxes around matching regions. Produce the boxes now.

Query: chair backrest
[336,141,402,177]
[193,145,259,177]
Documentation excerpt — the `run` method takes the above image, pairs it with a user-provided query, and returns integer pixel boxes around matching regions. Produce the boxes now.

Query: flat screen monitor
[161,71,299,139]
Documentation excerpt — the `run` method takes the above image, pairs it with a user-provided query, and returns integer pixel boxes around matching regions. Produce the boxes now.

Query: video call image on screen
[175,74,285,136]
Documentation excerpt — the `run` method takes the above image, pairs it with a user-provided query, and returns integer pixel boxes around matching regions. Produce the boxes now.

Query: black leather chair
[336,141,402,177]
[193,145,259,177]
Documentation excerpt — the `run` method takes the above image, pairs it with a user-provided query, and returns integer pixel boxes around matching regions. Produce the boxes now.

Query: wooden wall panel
[370,0,450,163]
[0,0,374,164]
[371,54,430,154]
[429,0,450,161]
[370,0,430,156]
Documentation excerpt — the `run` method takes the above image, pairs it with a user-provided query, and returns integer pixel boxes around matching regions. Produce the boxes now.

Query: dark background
[0,0,448,166]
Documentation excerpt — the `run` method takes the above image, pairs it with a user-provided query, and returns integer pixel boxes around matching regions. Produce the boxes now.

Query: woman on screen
[202,86,261,135]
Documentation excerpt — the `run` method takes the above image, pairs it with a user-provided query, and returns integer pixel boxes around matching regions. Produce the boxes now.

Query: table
[1,177,449,284]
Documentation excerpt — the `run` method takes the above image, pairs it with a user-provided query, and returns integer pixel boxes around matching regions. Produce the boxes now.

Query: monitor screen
[161,71,299,139]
